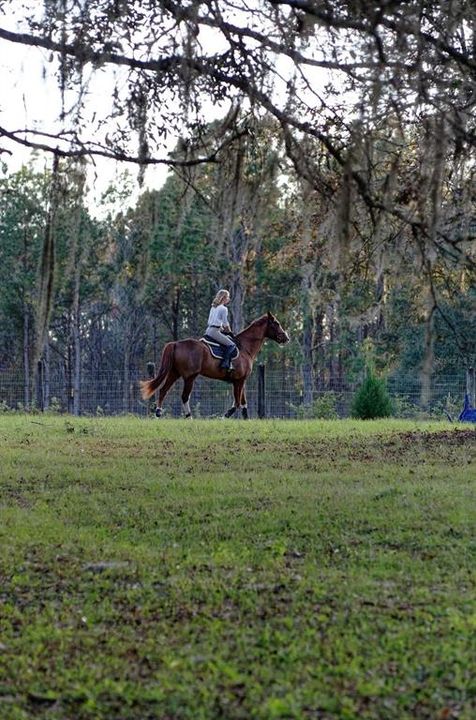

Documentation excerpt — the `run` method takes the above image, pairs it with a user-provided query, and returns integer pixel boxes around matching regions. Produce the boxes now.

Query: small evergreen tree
[351,369,393,419]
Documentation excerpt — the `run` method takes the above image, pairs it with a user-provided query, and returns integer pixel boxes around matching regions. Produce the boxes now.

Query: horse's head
[266,312,290,344]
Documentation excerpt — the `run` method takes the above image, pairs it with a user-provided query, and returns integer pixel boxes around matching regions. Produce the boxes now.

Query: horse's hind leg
[155,370,179,417]
[182,375,197,418]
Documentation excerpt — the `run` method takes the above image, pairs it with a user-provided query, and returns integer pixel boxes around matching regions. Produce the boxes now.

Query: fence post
[35,360,44,412]
[258,363,266,419]
[466,367,475,406]
[147,362,156,415]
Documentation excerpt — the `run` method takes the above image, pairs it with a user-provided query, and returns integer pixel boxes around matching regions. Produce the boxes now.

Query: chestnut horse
[140,312,289,418]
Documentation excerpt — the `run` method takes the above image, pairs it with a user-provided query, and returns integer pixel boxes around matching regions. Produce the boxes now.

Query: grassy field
[0,415,474,720]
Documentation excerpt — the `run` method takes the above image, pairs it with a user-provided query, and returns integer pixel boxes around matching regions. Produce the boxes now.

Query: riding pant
[206,326,236,348]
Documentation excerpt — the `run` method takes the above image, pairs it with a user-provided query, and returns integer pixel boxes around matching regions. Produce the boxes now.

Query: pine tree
[351,370,393,419]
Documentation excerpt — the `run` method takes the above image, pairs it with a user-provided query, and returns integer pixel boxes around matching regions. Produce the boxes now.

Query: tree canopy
[1,1,475,233]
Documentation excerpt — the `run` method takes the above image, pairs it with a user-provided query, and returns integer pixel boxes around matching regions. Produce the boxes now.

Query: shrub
[290,392,340,419]
[351,370,393,419]
[392,394,420,419]
[311,392,339,419]
[428,393,462,422]
[46,396,62,414]
[0,399,12,413]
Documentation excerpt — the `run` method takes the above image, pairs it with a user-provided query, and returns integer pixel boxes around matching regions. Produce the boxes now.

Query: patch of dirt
[389,429,475,447]
[273,429,475,466]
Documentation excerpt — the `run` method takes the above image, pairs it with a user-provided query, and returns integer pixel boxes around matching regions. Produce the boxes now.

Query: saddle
[200,335,240,362]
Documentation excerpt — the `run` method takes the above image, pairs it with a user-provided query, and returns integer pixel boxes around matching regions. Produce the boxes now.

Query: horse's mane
[235,315,268,344]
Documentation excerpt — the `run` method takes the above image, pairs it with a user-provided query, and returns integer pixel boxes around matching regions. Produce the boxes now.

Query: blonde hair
[212,289,230,307]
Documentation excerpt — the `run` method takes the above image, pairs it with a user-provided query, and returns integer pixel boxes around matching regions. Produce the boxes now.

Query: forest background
[0,0,475,416]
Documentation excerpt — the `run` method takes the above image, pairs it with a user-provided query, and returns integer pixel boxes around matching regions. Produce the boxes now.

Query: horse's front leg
[241,386,248,419]
[224,380,244,419]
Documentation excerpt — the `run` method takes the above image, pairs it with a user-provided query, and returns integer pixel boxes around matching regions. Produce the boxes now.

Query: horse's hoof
[155,407,162,418]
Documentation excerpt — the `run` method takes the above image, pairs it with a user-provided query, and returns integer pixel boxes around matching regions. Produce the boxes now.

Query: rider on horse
[205,289,237,370]
[140,310,289,419]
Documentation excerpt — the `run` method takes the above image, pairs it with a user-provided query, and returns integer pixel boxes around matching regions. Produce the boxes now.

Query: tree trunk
[123,350,130,412]
[43,341,50,411]
[171,287,181,341]
[22,227,31,408]
[301,296,314,405]
[229,225,247,331]
[191,265,199,337]
[123,324,131,413]
[35,154,59,366]
[72,274,81,416]
[23,303,30,408]
[67,345,73,414]
[420,289,436,408]
[328,302,341,391]
[313,311,324,389]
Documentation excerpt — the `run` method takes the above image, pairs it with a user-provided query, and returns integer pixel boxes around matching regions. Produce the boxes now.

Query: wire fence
[0,366,471,420]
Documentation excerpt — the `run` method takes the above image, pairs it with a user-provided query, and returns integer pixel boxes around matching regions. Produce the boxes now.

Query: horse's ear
[267,311,275,321]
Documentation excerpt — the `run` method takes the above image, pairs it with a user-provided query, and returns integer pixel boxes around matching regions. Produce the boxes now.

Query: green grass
[0,415,475,719]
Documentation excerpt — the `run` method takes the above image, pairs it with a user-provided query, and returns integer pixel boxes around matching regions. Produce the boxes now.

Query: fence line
[0,366,470,419]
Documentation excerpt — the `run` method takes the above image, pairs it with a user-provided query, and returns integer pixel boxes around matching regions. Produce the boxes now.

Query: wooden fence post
[466,367,475,406]
[258,363,266,419]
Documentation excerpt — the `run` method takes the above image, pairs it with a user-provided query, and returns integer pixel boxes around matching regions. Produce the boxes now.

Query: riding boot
[219,345,235,370]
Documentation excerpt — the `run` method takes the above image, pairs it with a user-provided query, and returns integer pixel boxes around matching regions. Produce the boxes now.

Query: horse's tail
[139,342,175,400]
